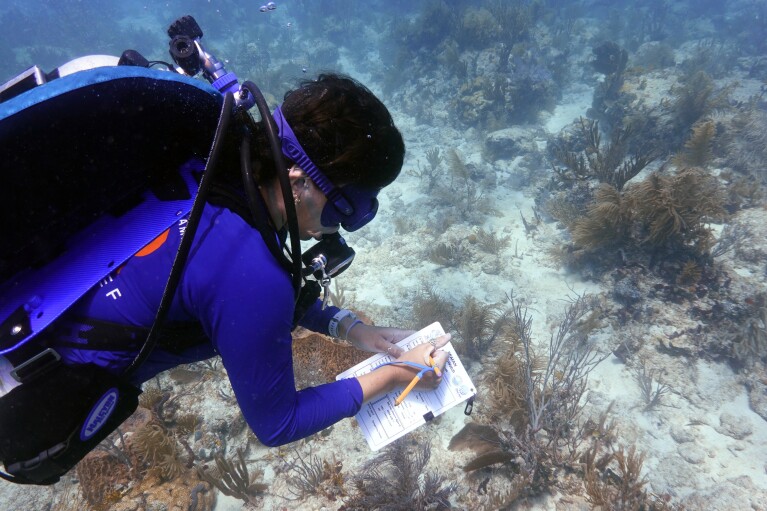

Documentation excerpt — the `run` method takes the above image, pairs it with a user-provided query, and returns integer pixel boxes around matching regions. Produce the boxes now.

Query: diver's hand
[355,333,451,402]
[345,324,415,357]
[394,333,451,389]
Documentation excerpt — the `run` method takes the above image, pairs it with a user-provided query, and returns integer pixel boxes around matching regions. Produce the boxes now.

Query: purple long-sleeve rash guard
[56,203,364,446]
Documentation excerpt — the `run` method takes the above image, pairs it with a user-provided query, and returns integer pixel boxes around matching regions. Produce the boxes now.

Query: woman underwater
[49,73,451,447]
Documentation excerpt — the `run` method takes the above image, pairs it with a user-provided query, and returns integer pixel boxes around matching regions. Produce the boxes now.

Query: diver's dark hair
[280,73,405,189]
[219,74,403,194]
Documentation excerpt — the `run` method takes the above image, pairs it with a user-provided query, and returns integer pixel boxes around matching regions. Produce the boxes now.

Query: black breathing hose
[240,80,303,298]
[239,132,261,220]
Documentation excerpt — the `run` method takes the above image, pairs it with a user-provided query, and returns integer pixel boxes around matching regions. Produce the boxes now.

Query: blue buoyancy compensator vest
[0,58,225,485]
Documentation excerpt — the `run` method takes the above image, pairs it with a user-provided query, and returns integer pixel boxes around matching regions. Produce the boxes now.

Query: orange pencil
[395,355,443,406]
[394,374,421,406]
[429,356,442,377]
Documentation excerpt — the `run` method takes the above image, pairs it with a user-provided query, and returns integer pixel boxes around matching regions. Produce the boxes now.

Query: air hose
[241,80,303,298]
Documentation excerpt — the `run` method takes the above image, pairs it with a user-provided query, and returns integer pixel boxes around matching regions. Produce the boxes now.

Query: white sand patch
[543,83,593,133]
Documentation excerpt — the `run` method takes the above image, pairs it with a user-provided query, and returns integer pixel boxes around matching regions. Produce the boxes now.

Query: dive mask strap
[272,106,354,216]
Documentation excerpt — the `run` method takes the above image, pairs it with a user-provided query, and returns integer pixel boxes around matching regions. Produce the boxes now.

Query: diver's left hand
[346,324,415,357]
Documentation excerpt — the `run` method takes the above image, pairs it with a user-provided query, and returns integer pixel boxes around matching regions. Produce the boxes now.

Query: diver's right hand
[356,333,451,403]
[393,333,451,389]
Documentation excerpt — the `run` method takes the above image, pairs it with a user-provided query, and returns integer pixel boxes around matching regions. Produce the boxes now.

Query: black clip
[422,411,435,422]
[10,348,61,383]
[464,395,475,416]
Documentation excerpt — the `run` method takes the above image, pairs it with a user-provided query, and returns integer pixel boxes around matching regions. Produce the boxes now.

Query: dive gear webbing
[0,66,222,356]
[123,91,233,377]
[0,63,227,485]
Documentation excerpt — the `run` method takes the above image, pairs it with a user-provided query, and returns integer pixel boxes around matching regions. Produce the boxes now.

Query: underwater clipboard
[0,65,223,355]
[336,322,476,451]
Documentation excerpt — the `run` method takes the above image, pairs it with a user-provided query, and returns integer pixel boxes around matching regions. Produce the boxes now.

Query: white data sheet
[336,322,476,451]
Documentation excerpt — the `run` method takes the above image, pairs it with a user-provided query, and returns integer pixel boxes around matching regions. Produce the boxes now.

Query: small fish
[286,22,292,28]
[267,1,276,10]
[259,5,268,12]
[302,66,307,73]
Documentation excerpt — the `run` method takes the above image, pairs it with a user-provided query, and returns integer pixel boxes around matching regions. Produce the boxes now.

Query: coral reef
[451,293,608,505]
[676,259,703,286]
[487,2,540,47]
[428,241,468,268]
[292,325,372,388]
[551,117,654,191]
[481,326,536,430]
[386,1,561,131]
[672,119,717,169]
[474,227,511,255]
[341,439,455,510]
[666,70,731,140]
[582,444,667,509]
[132,422,185,481]
[197,448,267,505]
[456,7,501,50]
[679,39,740,79]
[440,149,493,220]
[589,41,631,130]
[730,294,767,370]
[454,56,558,127]
[410,285,455,332]
[632,41,676,70]
[285,450,346,501]
[569,167,726,270]
[407,147,443,192]
[5,3,767,510]
[394,1,456,53]
[725,103,767,186]
[632,359,672,411]
[572,183,631,251]
[592,41,629,76]
[451,296,506,361]
[73,403,217,511]
[76,450,132,510]
[629,167,725,251]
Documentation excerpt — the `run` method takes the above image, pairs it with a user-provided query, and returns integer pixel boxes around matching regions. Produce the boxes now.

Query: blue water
[2,1,767,509]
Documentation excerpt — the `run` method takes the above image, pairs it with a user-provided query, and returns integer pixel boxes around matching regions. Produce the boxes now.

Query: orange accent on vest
[135,229,170,257]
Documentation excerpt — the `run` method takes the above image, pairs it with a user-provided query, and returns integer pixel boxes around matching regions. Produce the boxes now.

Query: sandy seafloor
[331,80,767,511]
[2,2,767,510]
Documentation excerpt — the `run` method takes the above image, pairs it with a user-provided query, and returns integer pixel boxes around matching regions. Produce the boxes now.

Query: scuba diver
[0,15,449,485]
